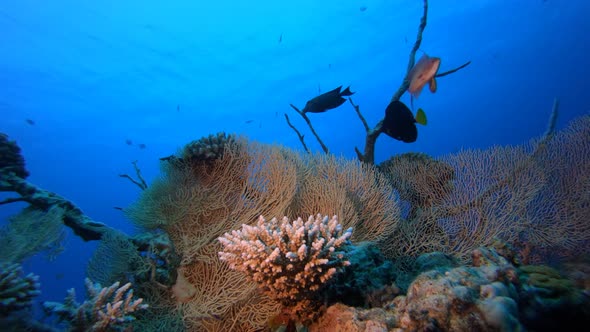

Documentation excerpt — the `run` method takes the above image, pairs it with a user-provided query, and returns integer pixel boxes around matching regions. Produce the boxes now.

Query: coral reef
[390,247,522,331]
[44,278,148,332]
[127,139,397,330]
[218,214,352,322]
[0,132,29,178]
[0,262,40,317]
[310,246,590,331]
[328,242,398,308]
[309,303,392,332]
[1,114,586,331]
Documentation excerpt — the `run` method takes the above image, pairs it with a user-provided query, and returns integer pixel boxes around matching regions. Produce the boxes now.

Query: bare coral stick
[289,104,329,154]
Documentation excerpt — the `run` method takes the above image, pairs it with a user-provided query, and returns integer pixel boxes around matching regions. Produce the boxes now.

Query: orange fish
[407,54,441,98]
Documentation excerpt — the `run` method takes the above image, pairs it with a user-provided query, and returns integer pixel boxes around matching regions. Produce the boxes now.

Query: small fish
[382,100,427,143]
[177,104,180,112]
[55,273,64,280]
[407,53,441,99]
[25,118,35,125]
[301,85,354,114]
[278,33,282,43]
[125,139,133,145]
[245,119,254,124]
[360,6,367,12]
[138,143,146,149]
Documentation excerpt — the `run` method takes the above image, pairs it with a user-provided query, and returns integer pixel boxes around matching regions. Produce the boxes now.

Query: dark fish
[279,33,282,43]
[177,104,180,112]
[245,119,254,124]
[360,6,367,12]
[138,143,146,149]
[301,85,354,114]
[125,139,133,145]
[25,118,35,125]
[382,101,427,143]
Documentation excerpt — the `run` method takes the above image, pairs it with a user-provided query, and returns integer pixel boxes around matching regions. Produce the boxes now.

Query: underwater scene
[1,0,589,331]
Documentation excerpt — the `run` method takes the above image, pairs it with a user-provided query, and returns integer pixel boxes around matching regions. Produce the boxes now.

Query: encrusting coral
[44,278,148,332]
[181,132,236,163]
[0,262,40,317]
[218,214,353,322]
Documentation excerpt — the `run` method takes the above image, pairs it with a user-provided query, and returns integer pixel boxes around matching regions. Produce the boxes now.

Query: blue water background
[1,0,588,314]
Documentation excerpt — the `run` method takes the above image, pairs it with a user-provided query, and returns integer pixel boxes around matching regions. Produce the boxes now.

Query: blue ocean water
[0,0,588,327]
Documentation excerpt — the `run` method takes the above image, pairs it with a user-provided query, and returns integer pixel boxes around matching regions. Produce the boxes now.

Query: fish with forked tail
[301,85,354,114]
[382,100,427,143]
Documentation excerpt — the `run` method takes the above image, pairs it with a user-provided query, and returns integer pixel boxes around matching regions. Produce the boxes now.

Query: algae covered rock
[388,247,522,332]
[518,264,590,331]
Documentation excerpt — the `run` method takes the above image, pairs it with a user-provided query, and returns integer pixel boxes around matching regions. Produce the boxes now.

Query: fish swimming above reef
[408,53,441,98]
[382,100,427,143]
[301,85,354,114]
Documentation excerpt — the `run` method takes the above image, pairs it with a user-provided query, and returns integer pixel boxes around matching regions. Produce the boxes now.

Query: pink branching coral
[218,214,352,321]
[44,278,148,332]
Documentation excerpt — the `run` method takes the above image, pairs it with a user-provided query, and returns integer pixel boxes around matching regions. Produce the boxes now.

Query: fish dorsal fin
[415,108,427,125]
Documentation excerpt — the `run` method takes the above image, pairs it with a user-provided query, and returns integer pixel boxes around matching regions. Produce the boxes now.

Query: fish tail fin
[341,86,355,96]
[429,78,437,93]
[415,108,427,125]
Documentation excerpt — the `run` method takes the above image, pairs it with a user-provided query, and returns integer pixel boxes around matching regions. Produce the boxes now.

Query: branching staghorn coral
[218,214,353,322]
[44,278,148,332]
[0,262,40,317]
